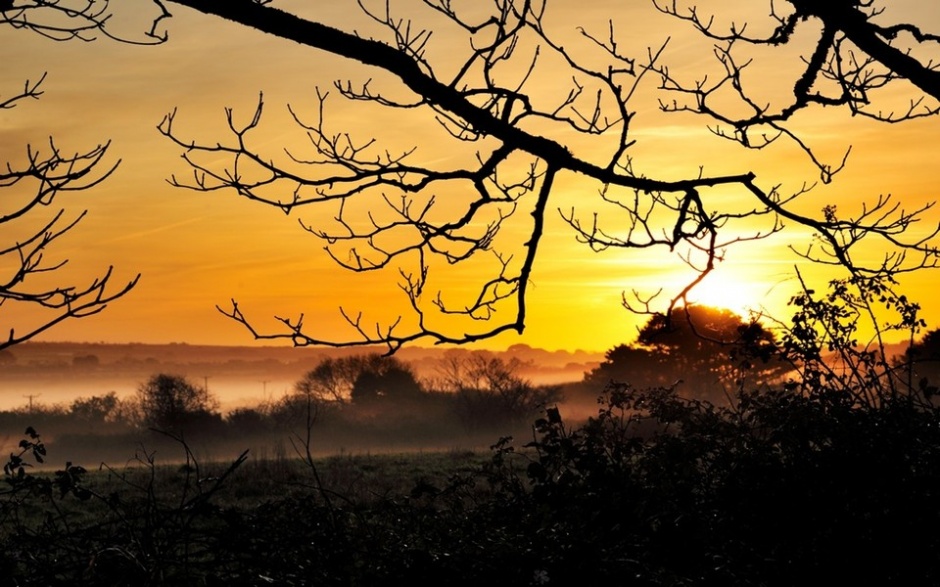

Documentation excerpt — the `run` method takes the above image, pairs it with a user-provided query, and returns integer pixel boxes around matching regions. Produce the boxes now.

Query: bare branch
[139,0,938,350]
[0,76,138,350]
[655,0,940,178]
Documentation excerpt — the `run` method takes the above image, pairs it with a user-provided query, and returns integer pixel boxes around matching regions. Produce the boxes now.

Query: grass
[0,442,507,585]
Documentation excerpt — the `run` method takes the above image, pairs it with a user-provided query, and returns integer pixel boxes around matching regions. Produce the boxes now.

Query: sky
[2,0,939,352]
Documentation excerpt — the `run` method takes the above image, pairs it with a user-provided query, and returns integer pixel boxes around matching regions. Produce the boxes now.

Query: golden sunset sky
[2,0,938,352]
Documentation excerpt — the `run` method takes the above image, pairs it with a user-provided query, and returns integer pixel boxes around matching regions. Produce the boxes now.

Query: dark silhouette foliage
[900,328,940,398]
[0,276,937,585]
[471,380,940,586]
[136,373,220,432]
[349,354,423,405]
[435,353,561,429]
[586,305,788,402]
[224,406,270,435]
[69,391,120,423]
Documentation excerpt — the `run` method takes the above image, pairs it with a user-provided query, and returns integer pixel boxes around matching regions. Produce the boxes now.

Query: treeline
[7,303,940,460]
[0,351,562,459]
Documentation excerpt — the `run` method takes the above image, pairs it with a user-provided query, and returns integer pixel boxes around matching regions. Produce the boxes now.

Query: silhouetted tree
[349,355,423,405]
[900,328,940,400]
[655,0,940,181]
[905,329,940,362]
[136,373,219,431]
[66,0,929,351]
[586,305,787,401]
[639,305,780,367]
[435,352,560,429]
[584,344,662,390]
[225,407,271,435]
[69,392,120,423]
[294,355,370,405]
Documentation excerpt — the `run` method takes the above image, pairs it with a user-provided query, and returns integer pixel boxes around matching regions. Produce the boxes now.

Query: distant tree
[641,305,781,370]
[349,355,423,405]
[583,344,660,390]
[268,392,326,430]
[295,355,370,405]
[895,328,940,399]
[905,329,940,363]
[225,407,270,435]
[136,373,219,431]
[586,305,786,401]
[69,391,120,423]
[435,352,560,429]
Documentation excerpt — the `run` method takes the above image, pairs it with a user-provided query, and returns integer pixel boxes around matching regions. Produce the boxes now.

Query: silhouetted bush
[224,406,271,435]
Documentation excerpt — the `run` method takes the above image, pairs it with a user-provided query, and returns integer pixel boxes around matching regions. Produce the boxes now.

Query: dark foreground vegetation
[4,279,940,586]
[2,381,940,586]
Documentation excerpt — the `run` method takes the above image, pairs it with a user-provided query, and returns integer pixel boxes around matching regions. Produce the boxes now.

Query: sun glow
[679,272,774,319]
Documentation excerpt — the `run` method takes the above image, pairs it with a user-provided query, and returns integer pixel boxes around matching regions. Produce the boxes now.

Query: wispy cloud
[98,216,208,245]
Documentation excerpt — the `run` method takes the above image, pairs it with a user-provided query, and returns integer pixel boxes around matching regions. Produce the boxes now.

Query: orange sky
[2,0,939,352]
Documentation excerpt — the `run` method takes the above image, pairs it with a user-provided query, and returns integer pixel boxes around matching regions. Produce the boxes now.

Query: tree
[434,351,560,427]
[0,74,138,350]
[290,353,424,406]
[3,1,938,352]
[583,343,666,391]
[136,373,219,431]
[294,355,372,405]
[639,305,787,396]
[900,328,940,399]
[348,354,423,404]
[0,349,15,365]
[585,305,786,401]
[69,391,120,423]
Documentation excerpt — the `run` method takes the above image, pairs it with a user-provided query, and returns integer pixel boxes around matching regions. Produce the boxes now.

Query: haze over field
[0,341,602,413]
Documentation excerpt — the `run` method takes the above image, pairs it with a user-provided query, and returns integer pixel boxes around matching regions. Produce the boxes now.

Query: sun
[679,272,770,318]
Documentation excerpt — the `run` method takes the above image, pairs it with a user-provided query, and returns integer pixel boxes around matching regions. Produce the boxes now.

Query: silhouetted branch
[0,0,169,44]
[654,0,940,181]
[146,0,939,351]
[0,75,138,350]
